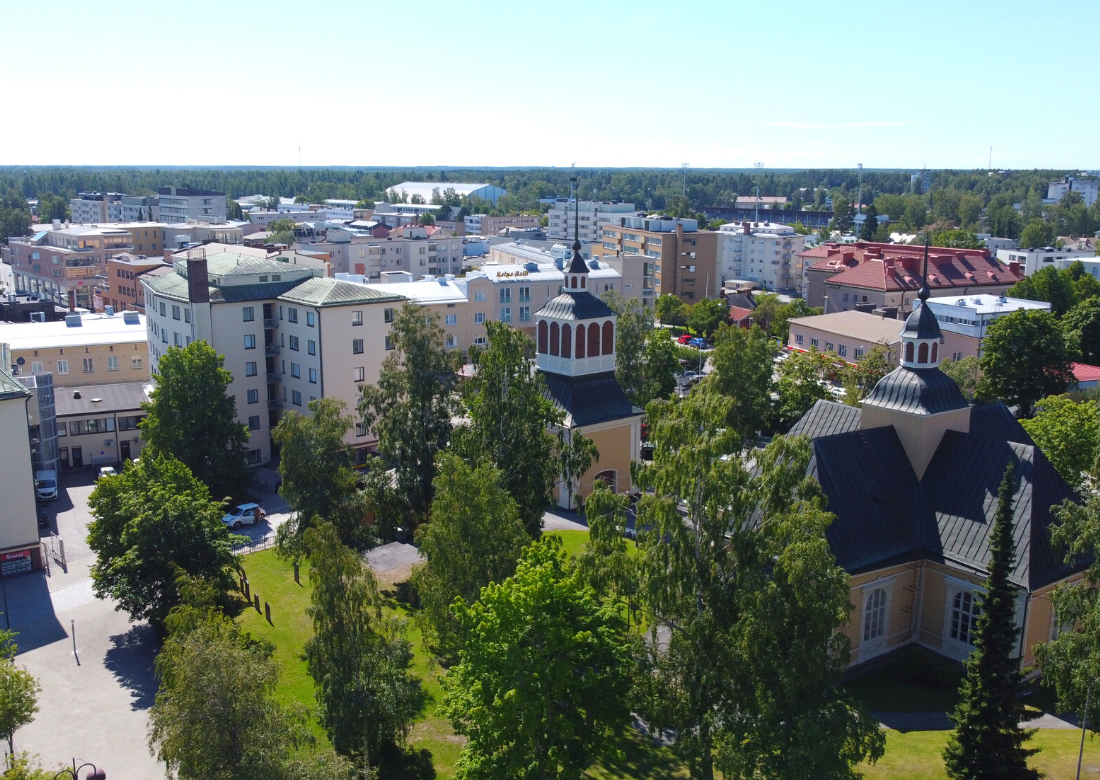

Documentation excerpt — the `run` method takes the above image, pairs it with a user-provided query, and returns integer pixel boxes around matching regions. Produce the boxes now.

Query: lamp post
[754,162,764,223]
[53,760,105,780]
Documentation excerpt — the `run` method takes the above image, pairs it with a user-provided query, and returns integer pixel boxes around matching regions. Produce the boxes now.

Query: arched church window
[905,342,914,362]
[575,324,586,358]
[588,322,601,356]
[561,324,572,359]
[931,342,938,362]
[918,342,928,363]
[602,321,614,355]
[550,322,559,357]
[537,321,547,354]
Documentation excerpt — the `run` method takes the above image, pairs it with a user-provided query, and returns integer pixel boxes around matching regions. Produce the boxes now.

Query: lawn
[237,532,1100,779]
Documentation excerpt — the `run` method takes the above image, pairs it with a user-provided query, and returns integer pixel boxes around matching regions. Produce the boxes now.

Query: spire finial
[570,176,580,253]
[919,235,931,302]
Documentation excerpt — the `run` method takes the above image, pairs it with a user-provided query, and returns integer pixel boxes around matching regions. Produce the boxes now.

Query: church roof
[901,300,942,340]
[862,366,969,415]
[540,370,640,427]
[537,290,616,321]
[792,399,1083,590]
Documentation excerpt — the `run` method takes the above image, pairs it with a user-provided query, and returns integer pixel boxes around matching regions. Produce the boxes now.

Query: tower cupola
[900,239,943,369]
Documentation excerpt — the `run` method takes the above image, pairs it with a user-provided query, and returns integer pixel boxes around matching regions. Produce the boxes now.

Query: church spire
[566,176,590,279]
[918,235,931,303]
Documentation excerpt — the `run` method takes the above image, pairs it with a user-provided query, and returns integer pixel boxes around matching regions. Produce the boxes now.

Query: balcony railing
[266,372,279,384]
[267,398,280,410]
[265,344,280,356]
[263,318,276,330]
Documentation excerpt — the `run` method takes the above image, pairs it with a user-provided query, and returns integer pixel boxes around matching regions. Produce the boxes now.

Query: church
[791,246,1085,669]
[533,191,643,508]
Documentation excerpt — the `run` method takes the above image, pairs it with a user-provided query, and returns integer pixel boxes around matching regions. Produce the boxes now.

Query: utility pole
[857,163,864,215]
[682,163,689,197]
[754,162,764,223]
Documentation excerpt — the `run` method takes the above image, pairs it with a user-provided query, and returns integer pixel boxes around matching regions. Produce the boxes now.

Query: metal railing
[233,532,275,555]
[263,318,276,329]
[265,344,280,356]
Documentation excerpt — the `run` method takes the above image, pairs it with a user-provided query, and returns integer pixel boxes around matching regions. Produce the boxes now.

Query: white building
[546,201,640,243]
[157,187,226,224]
[70,192,125,224]
[1047,176,1099,207]
[385,182,506,204]
[919,294,1051,339]
[718,221,807,292]
[997,246,1095,276]
[976,234,1017,254]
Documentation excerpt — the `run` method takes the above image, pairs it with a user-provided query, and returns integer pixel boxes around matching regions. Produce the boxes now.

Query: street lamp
[53,761,105,780]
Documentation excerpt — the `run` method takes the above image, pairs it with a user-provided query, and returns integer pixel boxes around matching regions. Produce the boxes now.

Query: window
[863,588,888,642]
[160,302,166,316]
[446,335,457,348]
[520,306,531,322]
[352,310,363,326]
[838,344,847,357]
[56,359,69,375]
[500,288,511,303]
[855,348,864,360]
[292,390,302,406]
[245,362,258,377]
[289,335,299,351]
[248,415,261,430]
[474,290,486,302]
[83,358,94,373]
[247,389,259,404]
[291,363,301,378]
[474,312,486,324]
[796,334,804,345]
[132,357,142,370]
[352,339,364,354]
[519,286,531,302]
[824,342,833,351]
[355,421,368,437]
[353,367,365,382]
[118,415,144,431]
[247,449,262,465]
[308,340,316,356]
[173,332,183,347]
[243,306,255,322]
[810,338,819,348]
[244,334,256,349]
[306,311,315,327]
[385,335,395,350]
[31,361,42,373]
[843,293,850,302]
[288,307,298,323]
[500,307,512,323]
[474,336,487,346]
[445,314,457,326]
[384,308,395,323]
[952,352,963,361]
[309,368,317,384]
[171,305,180,320]
[950,590,981,645]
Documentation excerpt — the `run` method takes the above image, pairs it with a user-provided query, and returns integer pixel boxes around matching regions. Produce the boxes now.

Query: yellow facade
[14,341,149,387]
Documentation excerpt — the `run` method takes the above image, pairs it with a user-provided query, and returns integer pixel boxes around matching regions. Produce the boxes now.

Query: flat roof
[54,381,151,417]
[362,279,468,305]
[0,312,148,351]
[922,294,1051,315]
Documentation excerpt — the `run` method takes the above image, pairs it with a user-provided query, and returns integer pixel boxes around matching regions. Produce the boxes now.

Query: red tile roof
[803,241,1020,293]
[1072,363,1100,382]
[729,306,754,322]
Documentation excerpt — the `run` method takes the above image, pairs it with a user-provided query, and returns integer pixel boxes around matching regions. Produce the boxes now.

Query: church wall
[845,563,922,665]
[1022,573,1085,669]
[553,418,640,507]
[861,404,971,479]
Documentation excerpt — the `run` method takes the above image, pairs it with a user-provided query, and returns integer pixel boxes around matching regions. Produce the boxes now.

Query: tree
[150,613,347,780]
[412,455,529,658]
[87,455,241,631]
[859,202,879,241]
[140,341,248,501]
[774,348,834,431]
[454,321,562,536]
[359,302,457,526]
[1,753,57,780]
[751,292,783,337]
[419,211,435,226]
[979,309,1076,417]
[831,196,854,233]
[839,343,893,405]
[940,356,982,401]
[0,643,39,757]
[943,463,1040,779]
[1020,395,1100,490]
[931,228,983,249]
[1063,297,1100,364]
[1008,265,1077,317]
[687,297,728,339]
[273,398,372,554]
[557,429,599,511]
[641,329,680,404]
[304,523,419,769]
[1019,219,1056,249]
[604,292,677,408]
[442,536,631,780]
[619,393,883,779]
[708,324,774,441]
[656,294,688,327]
[267,218,298,245]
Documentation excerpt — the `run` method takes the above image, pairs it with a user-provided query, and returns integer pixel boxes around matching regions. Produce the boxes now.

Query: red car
[677,333,693,344]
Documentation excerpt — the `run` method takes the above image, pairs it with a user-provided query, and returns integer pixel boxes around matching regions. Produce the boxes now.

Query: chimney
[68,290,76,312]
[187,257,210,304]
[742,221,751,234]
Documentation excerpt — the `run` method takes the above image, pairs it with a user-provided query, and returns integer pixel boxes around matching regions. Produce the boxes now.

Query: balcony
[265,344,280,356]
[267,398,280,410]
[263,317,276,330]
[266,372,280,384]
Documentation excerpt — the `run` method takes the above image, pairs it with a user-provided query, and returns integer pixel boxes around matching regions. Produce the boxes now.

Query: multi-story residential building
[591,216,719,303]
[70,192,125,224]
[996,246,1095,277]
[157,187,226,224]
[800,241,1023,314]
[718,221,807,292]
[1047,175,1099,206]
[142,250,398,464]
[4,225,133,308]
[386,182,506,204]
[0,369,47,574]
[0,310,150,387]
[121,195,158,222]
[297,226,464,279]
[464,214,539,236]
[546,201,640,243]
[103,254,170,312]
[734,196,787,210]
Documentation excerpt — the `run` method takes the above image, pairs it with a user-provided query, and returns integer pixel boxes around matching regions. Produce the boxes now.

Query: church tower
[861,239,971,479]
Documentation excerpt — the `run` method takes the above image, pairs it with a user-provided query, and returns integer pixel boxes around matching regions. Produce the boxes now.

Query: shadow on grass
[592,727,690,779]
[379,743,436,780]
[842,645,964,716]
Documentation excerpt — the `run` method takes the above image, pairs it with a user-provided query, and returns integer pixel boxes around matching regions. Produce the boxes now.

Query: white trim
[857,581,895,662]
[857,573,898,591]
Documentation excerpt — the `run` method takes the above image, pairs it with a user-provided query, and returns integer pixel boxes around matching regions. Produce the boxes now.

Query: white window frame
[857,575,896,662]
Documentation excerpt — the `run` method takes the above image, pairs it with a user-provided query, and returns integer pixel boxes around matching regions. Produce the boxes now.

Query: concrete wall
[0,392,42,555]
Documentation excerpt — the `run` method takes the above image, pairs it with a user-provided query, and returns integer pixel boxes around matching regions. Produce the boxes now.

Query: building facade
[718,221,807,292]
[1047,176,1099,207]
[103,254,170,312]
[4,225,134,308]
[591,216,719,303]
[996,246,1095,277]
[0,369,46,574]
[464,214,539,236]
[157,187,227,223]
[52,380,150,468]
[546,201,640,243]
[70,192,125,224]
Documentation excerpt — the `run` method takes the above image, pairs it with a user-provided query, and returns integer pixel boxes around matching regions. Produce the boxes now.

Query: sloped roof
[788,311,904,345]
[277,277,404,308]
[536,291,615,321]
[540,370,640,427]
[901,300,942,340]
[0,368,30,401]
[862,366,969,415]
[1073,363,1100,383]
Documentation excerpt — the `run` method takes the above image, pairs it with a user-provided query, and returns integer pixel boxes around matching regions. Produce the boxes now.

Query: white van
[34,470,58,501]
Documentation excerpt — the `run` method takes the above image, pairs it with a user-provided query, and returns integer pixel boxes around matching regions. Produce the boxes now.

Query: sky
[1,0,1097,170]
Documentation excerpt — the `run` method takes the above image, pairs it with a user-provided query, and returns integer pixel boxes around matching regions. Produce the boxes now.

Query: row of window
[537,320,613,358]
[861,585,982,648]
[794,334,865,360]
[30,357,141,375]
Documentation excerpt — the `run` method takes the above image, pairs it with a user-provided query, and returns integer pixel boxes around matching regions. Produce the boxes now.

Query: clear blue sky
[2,0,1096,169]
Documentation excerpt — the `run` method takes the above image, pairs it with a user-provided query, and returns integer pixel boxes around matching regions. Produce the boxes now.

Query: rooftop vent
[524,262,539,272]
[104,305,115,316]
[73,391,81,400]
[65,313,82,328]
[123,311,140,325]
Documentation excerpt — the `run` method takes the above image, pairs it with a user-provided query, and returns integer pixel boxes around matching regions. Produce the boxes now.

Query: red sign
[1,550,30,562]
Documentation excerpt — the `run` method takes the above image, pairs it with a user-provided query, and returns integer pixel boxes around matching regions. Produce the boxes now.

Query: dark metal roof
[215,279,303,303]
[277,277,404,307]
[55,381,149,416]
[540,370,640,427]
[862,366,969,415]
[968,403,1034,445]
[536,291,616,321]
[568,245,589,275]
[789,399,861,439]
[901,302,942,340]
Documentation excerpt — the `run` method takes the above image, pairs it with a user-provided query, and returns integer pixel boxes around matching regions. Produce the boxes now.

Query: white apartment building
[546,201,641,243]
[921,294,1051,340]
[157,187,227,224]
[718,221,807,292]
[296,226,464,279]
[997,246,1095,276]
[70,193,124,224]
[1047,176,1099,207]
[142,249,399,465]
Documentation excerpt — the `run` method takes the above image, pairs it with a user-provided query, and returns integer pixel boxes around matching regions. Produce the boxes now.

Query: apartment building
[70,192,125,224]
[996,246,1095,277]
[734,196,787,210]
[297,226,464,279]
[718,221,807,292]
[0,310,150,387]
[103,254,170,312]
[142,251,398,464]
[0,369,46,574]
[157,187,227,224]
[591,216,719,303]
[546,201,640,243]
[4,225,133,308]
[1047,176,1098,207]
[52,380,150,469]
[464,214,538,236]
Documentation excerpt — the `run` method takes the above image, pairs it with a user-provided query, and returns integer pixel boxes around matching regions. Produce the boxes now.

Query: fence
[233,532,275,556]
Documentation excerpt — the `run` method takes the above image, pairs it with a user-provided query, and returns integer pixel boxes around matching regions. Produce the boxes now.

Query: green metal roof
[0,368,30,401]
[277,278,405,308]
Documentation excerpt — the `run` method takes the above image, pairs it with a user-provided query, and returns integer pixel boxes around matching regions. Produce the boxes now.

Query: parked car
[98,466,118,480]
[677,333,693,344]
[37,510,50,529]
[34,470,57,502]
[222,503,264,528]
[688,337,706,349]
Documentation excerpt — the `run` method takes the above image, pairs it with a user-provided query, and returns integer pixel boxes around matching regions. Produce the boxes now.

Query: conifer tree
[943,461,1040,779]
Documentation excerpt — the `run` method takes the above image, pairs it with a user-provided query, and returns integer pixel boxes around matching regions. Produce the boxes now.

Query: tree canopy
[978,309,1076,417]
[708,324,774,441]
[1020,395,1100,490]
